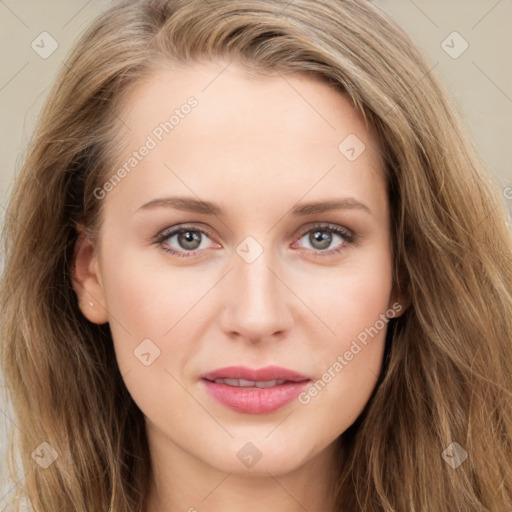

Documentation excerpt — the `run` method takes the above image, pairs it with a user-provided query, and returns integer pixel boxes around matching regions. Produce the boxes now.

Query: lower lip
[202,379,310,414]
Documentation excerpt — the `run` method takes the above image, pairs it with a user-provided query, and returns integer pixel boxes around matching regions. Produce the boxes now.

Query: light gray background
[1,0,511,507]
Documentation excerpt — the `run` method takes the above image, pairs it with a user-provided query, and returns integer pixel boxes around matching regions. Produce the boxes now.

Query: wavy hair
[1,0,512,510]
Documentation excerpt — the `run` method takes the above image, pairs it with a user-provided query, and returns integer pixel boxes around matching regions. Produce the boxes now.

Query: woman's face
[75,60,401,477]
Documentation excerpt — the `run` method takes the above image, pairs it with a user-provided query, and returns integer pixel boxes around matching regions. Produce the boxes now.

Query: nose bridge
[222,238,291,341]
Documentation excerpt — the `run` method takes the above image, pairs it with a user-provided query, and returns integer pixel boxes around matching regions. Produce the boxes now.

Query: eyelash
[154,222,357,258]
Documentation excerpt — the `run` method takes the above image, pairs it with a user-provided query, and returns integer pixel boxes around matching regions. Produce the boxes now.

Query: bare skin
[73,59,404,512]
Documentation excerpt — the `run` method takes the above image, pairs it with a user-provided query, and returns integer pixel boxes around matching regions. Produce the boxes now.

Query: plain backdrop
[1,0,511,506]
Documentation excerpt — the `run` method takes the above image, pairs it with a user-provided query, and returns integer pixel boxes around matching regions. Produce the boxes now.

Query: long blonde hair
[2,0,511,510]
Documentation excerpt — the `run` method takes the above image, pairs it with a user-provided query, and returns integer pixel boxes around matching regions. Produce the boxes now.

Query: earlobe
[388,282,410,319]
[71,226,109,325]
[388,297,409,319]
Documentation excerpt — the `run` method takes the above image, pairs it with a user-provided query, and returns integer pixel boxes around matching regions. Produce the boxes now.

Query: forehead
[103,61,387,219]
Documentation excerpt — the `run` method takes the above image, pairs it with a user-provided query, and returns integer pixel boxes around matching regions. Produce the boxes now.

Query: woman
[1,0,511,510]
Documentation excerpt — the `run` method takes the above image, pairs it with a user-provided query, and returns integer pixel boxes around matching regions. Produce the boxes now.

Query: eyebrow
[137,196,372,216]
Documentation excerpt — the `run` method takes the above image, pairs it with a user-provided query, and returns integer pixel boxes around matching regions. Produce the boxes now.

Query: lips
[201,365,311,383]
[200,365,311,414]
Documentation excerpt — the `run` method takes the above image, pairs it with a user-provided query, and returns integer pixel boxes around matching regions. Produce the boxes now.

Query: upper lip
[201,365,311,383]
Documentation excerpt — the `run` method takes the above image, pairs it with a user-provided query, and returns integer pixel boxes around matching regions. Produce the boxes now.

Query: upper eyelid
[157,223,215,240]
[297,222,351,236]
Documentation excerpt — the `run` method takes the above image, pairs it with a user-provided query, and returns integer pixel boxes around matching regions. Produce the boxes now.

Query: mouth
[201,365,311,383]
[200,366,311,414]
[204,378,291,388]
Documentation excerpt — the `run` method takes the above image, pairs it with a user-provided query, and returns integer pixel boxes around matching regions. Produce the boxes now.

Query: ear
[71,225,109,324]
[387,276,410,319]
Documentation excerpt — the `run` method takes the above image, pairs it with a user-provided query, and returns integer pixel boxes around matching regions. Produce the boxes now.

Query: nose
[219,246,294,343]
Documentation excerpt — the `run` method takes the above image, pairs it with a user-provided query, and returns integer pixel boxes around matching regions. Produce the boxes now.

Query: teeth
[213,378,287,388]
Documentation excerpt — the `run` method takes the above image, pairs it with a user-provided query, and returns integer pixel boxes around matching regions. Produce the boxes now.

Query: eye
[156,225,218,257]
[155,222,356,259]
[294,223,356,256]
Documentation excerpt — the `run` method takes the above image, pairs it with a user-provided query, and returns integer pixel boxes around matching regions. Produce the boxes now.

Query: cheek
[303,245,394,351]
[100,251,204,417]
[101,248,206,326]
[99,249,208,373]
[335,269,393,342]
[294,247,394,415]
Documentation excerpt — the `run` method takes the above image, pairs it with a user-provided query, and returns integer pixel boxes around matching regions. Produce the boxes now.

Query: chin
[202,436,319,477]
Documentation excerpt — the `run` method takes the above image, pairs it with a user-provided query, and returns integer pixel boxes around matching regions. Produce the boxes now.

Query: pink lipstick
[200,365,311,414]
